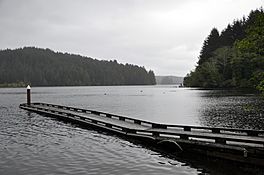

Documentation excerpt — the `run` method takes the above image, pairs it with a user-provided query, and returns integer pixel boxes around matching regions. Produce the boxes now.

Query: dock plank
[148,128,264,146]
[29,103,264,147]
[32,104,149,130]
[19,102,264,166]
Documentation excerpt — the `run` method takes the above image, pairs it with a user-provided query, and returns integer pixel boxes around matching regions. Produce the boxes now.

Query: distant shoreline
[0,84,160,88]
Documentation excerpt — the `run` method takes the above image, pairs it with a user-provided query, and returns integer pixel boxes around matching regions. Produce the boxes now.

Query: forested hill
[184,8,264,93]
[0,47,156,86]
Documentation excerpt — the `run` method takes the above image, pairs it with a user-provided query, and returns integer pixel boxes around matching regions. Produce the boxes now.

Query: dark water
[0,86,264,175]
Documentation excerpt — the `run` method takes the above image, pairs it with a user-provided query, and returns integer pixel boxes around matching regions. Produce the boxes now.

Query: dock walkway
[20,102,264,166]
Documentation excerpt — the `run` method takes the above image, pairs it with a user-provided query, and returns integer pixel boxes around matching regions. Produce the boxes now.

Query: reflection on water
[0,86,263,175]
[198,89,264,130]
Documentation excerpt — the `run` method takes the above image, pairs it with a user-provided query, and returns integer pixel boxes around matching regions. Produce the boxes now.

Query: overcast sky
[0,0,262,76]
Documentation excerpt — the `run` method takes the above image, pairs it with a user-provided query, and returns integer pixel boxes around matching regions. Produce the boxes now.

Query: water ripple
[1,86,263,175]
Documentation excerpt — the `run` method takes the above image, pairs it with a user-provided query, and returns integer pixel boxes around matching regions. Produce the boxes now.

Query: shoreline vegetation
[0,82,27,88]
[0,47,156,86]
[184,8,264,94]
[0,83,159,88]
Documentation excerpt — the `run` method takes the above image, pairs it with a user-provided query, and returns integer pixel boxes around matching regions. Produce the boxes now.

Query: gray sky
[0,0,263,76]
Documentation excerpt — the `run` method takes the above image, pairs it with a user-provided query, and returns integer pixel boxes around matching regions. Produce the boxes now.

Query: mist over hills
[155,76,184,85]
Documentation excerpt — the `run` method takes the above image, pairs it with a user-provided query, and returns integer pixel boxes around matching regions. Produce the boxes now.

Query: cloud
[0,0,263,76]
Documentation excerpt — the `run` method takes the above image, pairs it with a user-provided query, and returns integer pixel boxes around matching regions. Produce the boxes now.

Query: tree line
[0,47,156,86]
[184,8,264,93]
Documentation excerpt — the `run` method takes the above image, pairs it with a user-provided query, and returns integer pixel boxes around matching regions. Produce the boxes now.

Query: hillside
[155,76,183,85]
[184,8,264,93]
[0,47,156,86]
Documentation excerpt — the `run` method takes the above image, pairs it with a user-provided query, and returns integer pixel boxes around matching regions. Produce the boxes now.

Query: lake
[0,85,263,175]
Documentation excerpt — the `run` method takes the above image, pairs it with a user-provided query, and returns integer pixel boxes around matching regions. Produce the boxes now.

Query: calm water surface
[0,86,263,175]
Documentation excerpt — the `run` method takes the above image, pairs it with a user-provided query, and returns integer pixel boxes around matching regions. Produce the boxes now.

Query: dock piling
[27,85,31,105]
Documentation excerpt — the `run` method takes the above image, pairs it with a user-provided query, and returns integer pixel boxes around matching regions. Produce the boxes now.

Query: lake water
[0,86,263,175]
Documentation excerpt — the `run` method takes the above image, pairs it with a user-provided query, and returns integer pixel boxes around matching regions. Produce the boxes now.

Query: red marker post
[27,85,31,105]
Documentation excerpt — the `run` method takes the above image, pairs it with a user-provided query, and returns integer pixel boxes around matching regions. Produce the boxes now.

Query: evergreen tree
[184,7,264,93]
[198,28,220,65]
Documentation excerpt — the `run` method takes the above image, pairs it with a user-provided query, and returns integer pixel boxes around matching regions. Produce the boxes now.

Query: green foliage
[0,47,156,86]
[184,8,264,92]
[0,81,27,88]
[184,61,222,87]
[253,72,264,93]
[257,80,264,93]
[242,8,264,55]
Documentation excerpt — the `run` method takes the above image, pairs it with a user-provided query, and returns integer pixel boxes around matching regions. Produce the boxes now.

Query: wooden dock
[19,102,264,167]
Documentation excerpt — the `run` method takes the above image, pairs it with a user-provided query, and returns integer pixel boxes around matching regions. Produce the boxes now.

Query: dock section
[19,102,264,166]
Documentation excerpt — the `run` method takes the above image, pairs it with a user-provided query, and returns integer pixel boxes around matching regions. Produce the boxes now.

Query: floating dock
[20,102,264,167]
